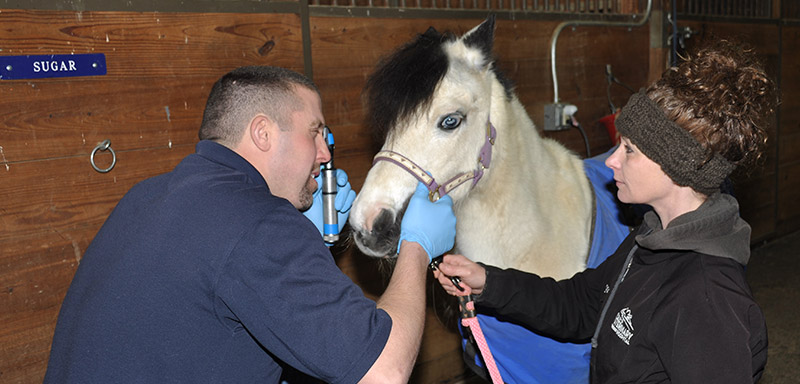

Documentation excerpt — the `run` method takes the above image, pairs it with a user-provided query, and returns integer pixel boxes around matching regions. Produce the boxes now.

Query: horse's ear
[422,26,441,40]
[462,15,496,69]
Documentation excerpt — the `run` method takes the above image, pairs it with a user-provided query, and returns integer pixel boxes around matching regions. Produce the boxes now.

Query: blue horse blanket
[462,148,633,383]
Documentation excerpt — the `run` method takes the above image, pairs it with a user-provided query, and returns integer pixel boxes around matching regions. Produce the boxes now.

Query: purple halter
[372,121,497,202]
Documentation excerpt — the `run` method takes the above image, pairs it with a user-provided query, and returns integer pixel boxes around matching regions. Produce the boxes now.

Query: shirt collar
[195,140,267,188]
[635,193,751,265]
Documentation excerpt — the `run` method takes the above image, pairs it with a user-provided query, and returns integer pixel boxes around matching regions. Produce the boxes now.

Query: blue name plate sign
[0,53,106,80]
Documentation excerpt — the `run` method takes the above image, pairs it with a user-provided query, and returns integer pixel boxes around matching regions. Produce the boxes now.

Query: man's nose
[319,139,331,163]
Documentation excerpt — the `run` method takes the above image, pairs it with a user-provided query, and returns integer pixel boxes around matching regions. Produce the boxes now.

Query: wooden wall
[0,4,797,383]
[0,9,307,383]
[778,23,800,236]
[676,20,798,241]
[673,21,781,242]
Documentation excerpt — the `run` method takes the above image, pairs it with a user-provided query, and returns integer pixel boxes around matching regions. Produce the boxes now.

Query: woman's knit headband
[615,90,735,195]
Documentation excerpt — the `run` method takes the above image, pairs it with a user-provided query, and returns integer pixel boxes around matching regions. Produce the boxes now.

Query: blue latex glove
[397,182,457,261]
[302,169,357,246]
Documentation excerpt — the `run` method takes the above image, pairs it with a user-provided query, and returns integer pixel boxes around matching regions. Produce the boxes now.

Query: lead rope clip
[430,259,504,384]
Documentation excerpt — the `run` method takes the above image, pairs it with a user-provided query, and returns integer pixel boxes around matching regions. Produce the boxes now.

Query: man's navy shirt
[45,140,391,383]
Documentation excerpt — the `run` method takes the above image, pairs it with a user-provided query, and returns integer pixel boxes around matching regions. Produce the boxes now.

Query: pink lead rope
[458,295,504,384]
[431,259,504,383]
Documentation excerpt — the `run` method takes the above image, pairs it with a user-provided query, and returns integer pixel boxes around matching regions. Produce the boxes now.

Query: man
[44,66,456,383]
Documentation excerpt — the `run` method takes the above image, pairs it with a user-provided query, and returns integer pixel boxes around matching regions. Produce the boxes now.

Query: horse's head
[350,16,512,258]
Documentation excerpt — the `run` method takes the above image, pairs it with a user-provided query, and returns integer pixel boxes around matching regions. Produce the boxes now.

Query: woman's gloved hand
[397,182,457,260]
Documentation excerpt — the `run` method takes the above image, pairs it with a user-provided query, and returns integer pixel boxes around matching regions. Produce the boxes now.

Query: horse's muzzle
[353,208,402,258]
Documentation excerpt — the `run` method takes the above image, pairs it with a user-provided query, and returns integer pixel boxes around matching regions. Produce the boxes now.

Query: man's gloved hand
[397,182,457,261]
[302,169,357,246]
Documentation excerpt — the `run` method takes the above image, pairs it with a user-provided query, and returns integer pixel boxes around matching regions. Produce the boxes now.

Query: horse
[348,16,633,384]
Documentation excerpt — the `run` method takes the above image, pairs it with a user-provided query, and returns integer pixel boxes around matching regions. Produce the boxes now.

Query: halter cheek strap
[373,121,497,202]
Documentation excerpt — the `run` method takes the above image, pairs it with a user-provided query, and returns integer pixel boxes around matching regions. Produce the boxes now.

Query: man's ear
[249,114,275,152]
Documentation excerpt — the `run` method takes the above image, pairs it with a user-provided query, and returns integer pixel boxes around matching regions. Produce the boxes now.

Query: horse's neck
[494,97,586,186]
[455,95,594,278]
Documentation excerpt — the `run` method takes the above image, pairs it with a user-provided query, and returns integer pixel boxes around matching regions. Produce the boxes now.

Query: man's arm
[359,182,456,383]
[360,242,429,383]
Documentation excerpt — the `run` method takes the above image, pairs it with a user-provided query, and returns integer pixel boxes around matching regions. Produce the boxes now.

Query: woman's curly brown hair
[646,39,777,169]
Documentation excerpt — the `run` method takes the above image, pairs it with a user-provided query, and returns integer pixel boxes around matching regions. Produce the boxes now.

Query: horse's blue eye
[439,114,463,130]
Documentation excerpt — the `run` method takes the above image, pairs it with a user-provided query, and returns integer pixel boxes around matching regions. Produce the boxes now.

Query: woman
[434,40,775,383]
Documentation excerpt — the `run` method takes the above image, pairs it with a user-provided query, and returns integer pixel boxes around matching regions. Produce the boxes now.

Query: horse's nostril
[353,208,402,257]
[373,208,396,234]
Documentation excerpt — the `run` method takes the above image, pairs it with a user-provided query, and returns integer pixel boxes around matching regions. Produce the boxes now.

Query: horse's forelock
[364,30,454,146]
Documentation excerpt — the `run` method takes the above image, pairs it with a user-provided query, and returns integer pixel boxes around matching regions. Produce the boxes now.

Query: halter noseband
[372,121,497,202]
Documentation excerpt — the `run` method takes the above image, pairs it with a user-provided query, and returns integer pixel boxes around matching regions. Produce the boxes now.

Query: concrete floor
[747,230,800,383]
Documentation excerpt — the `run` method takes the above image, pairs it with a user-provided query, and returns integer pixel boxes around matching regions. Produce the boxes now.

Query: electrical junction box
[544,103,577,131]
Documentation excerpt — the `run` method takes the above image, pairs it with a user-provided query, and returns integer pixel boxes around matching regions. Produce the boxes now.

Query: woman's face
[604,137,678,208]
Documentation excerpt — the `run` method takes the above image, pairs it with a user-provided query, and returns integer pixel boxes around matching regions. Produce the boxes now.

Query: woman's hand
[432,254,487,296]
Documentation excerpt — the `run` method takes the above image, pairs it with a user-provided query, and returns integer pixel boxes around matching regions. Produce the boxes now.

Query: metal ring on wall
[90,139,116,173]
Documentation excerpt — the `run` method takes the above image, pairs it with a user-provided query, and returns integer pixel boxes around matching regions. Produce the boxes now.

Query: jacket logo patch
[612,307,634,345]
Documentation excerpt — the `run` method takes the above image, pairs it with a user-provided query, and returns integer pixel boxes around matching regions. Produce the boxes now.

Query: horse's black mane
[363,19,515,148]
[363,27,453,147]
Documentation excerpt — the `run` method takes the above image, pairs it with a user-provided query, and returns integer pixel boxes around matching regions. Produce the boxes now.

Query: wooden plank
[734,171,777,242]
[417,306,463,363]
[494,21,649,156]
[0,313,59,384]
[0,228,91,303]
[679,22,780,57]
[658,21,785,241]
[0,145,195,383]
[778,132,800,166]
[410,349,474,384]
[0,9,305,162]
[0,227,98,384]
[333,246,391,299]
[775,26,800,236]
[412,308,470,383]
[1,145,194,240]
[746,202,777,243]
[0,76,209,163]
[0,204,100,381]
[310,17,482,68]
[780,26,800,166]
[778,162,800,222]
[0,9,304,77]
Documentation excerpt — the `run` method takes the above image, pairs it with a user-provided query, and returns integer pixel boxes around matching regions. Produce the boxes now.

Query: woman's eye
[438,113,464,130]
[624,144,633,154]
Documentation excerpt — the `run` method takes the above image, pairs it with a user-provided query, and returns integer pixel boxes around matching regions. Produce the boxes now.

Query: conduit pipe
[550,0,653,103]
